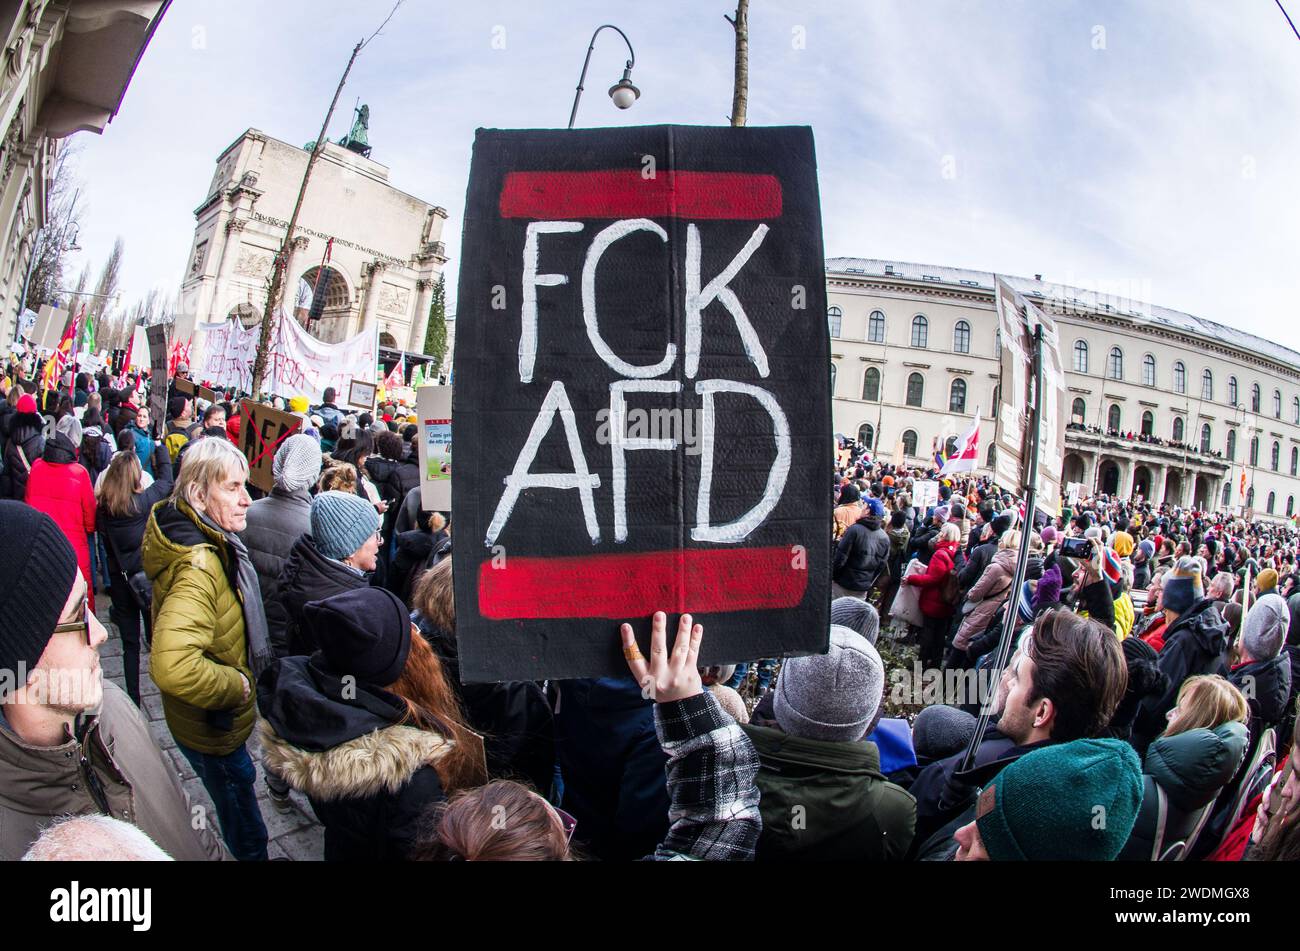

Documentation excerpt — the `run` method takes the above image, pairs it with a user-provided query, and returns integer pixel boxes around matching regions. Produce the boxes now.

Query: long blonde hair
[96,451,144,518]
[1164,675,1248,736]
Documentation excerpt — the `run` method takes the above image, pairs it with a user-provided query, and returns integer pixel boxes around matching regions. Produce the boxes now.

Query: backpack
[164,426,190,463]
[939,553,961,607]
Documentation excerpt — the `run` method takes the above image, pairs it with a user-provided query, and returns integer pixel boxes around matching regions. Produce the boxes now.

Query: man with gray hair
[22,815,173,861]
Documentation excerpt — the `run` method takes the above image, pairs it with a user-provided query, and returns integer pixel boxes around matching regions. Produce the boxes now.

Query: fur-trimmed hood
[259,718,450,801]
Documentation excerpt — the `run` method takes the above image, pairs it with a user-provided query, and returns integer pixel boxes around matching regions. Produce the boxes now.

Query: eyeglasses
[52,598,91,645]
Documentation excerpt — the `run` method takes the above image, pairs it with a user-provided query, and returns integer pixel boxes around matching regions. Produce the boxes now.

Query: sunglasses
[52,598,92,645]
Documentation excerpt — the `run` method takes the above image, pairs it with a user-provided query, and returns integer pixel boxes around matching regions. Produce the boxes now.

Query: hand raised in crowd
[620,611,704,703]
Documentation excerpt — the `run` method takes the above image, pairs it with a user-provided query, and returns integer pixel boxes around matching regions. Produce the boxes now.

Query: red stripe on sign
[478,546,808,619]
[498,170,782,220]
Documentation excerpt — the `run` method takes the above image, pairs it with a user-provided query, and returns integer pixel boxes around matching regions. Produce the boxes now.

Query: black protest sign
[452,126,831,683]
[238,400,301,492]
[146,325,168,433]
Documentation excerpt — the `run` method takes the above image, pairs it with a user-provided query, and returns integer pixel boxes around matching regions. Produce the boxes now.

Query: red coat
[26,456,97,611]
[906,539,959,618]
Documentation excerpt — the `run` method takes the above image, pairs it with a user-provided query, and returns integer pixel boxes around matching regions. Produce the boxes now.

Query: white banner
[193,314,378,403]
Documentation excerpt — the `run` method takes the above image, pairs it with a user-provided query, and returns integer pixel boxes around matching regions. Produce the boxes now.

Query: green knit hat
[975,738,1142,861]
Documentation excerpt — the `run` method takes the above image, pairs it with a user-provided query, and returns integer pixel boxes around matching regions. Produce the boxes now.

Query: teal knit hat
[310,490,380,560]
[975,738,1142,861]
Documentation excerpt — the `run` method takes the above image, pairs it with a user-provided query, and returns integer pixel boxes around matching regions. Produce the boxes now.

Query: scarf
[197,510,275,678]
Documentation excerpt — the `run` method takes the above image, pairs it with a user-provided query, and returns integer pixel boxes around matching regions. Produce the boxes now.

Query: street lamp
[568,24,639,129]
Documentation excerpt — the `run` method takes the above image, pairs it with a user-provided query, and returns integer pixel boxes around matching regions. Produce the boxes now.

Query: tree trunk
[250,41,362,397]
[729,0,749,127]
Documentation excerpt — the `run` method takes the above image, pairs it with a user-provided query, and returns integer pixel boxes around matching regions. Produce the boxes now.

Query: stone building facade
[828,258,1300,523]
[0,0,169,341]
[177,128,448,355]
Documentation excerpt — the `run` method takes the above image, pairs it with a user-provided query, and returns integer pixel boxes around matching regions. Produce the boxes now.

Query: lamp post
[568,24,639,129]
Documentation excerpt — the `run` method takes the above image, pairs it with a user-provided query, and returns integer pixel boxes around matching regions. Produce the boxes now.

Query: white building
[827,259,1300,523]
[177,125,448,355]
[0,0,170,341]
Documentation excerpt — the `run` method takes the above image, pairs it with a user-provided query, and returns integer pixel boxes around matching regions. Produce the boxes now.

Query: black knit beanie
[304,587,412,686]
[0,501,79,683]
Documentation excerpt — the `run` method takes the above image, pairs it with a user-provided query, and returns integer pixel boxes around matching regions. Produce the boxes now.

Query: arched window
[1108,347,1123,380]
[945,435,959,458]
[868,310,886,343]
[911,314,929,348]
[994,331,1002,359]
[1267,491,1276,515]
[1222,483,1231,508]
[953,320,971,354]
[858,423,875,449]
[901,429,918,457]
[1141,410,1153,436]
[1228,376,1238,406]
[1199,423,1211,454]
[827,306,842,338]
[1294,396,1300,424]
[1288,496,1295,517]
[949,378,967,413]
[1108,404,1121,431]
[1172,417,1185,442]
[1247,486,1255,508]
[1226,429,1236,460]
[986,443,996,467]
[1274,389,1282,418]
[1292,446,1298,476]
[1252,383,1261,412]
[1072,398,1086,423]
[1073,340,1088,373]
[1173,361,1186,394]
[1272,441,1281,471]
[830,362,837,396]
[1250,436,1260,466]
[862,366,881,401]
[1201,369,1213,401]
[992,385,1000,410]
[1142,354,1156,387]
[906,372,924,407]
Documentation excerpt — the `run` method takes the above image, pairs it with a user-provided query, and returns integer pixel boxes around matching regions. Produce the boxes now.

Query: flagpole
[960,326,1043,772]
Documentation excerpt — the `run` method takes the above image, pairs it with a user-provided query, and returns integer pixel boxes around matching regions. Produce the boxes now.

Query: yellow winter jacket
[142,497,255,755]
[1114,591,1135,640]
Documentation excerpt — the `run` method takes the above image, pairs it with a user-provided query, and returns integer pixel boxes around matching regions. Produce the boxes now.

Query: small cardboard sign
[347,378,376,410]
[238,400,302,492]
[913,480,940,511]
[416,385,452,512]
[173,376,195,397]
[197,384,219,404]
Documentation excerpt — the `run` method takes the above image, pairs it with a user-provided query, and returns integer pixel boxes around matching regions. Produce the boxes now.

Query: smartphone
[1060,537,1094,560]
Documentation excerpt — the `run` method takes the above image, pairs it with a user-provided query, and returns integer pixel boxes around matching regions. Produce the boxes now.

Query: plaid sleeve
[649,691,762,861]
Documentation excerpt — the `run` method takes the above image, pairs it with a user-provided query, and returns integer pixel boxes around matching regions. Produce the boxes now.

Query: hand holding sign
[621,611,704,703]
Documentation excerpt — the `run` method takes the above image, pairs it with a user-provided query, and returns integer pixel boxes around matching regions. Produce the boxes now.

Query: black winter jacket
[832,514,889,591]
[413,612,555,794]
[99,444,173,576]
[267,534,370,657]
[0,412,44,500]
[1132,599,1229,753]
[257,655,447,861]
[1229,653,1293,736]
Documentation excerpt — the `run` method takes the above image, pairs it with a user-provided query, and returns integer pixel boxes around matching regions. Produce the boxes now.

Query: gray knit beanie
[912,704,977,761]
[830,596,881,645]
[310,490,379,560]
[272,433,323,493]
[1241,593,1288,661]
[774,625,884,742]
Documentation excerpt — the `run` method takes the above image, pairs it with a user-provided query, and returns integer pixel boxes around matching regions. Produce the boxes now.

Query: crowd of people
[0,360,1297,863]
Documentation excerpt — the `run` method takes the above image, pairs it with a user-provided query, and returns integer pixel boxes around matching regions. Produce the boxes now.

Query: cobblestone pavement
[96,596,326,860]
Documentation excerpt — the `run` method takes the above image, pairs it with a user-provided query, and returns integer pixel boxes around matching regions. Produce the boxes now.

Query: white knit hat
[272,433,323,492]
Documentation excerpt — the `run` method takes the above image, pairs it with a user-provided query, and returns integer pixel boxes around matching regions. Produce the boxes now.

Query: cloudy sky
[67,0,1300,342]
